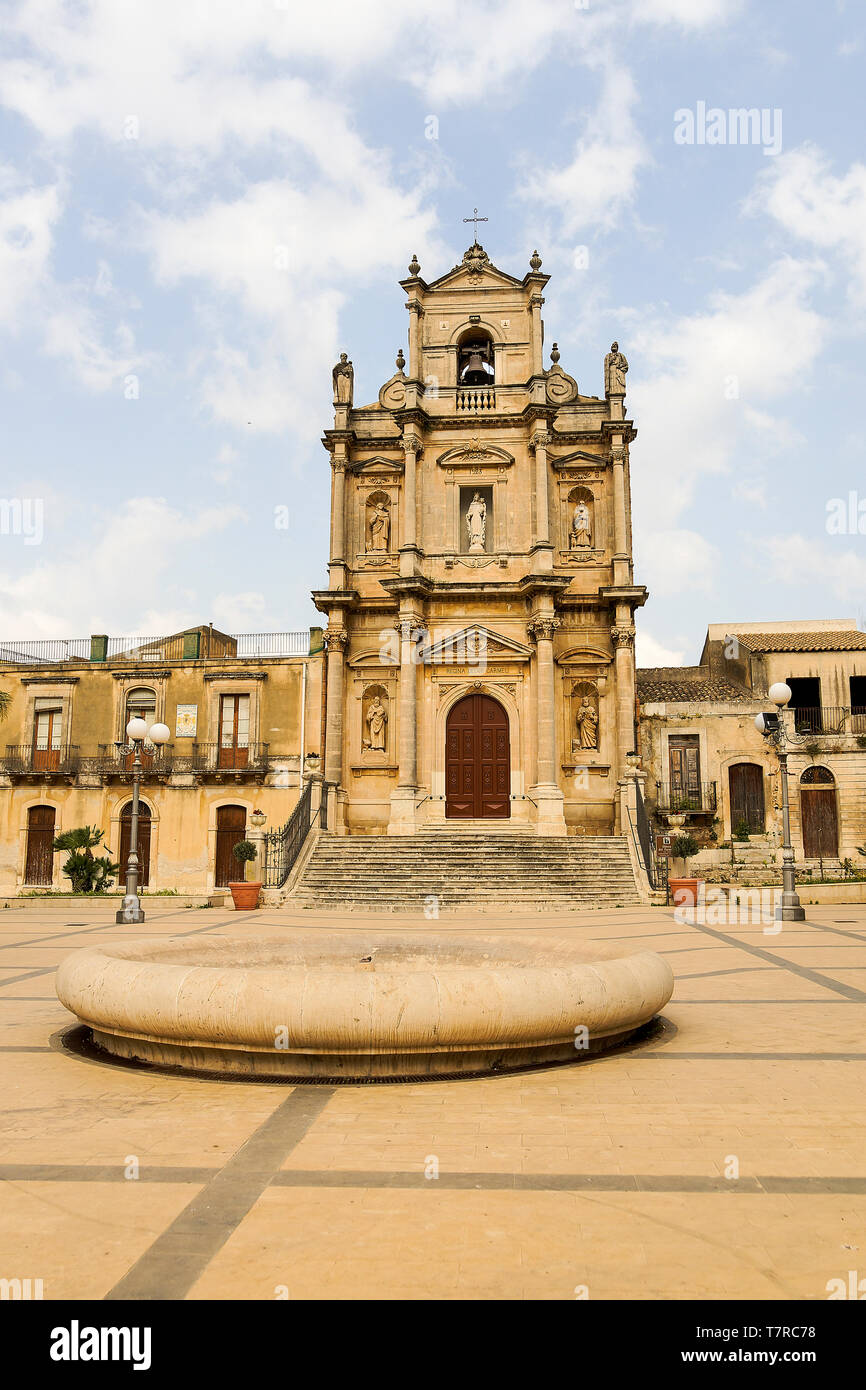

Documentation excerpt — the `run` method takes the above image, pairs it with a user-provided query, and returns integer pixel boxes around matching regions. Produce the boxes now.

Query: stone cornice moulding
[20,675,80,685]
[203,671,268,682]
[419,624,532,665]
[350,455,405,476]
[550,449,609,471]
[557,646,612,666]
[110,669,173,680]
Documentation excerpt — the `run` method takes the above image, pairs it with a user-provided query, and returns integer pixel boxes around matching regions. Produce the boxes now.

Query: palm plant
[52,826,119,894]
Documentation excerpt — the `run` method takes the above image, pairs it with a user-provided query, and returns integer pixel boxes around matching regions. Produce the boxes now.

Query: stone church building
[314,241,646,838]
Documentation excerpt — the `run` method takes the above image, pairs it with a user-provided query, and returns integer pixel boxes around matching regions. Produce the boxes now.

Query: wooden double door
[729,763,765,834]
[25,806,55,885]
[215,804,247,885]
[118,802,151,887]
[445,694,510,819]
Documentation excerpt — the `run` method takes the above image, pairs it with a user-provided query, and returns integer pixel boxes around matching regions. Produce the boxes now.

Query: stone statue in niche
[570,500,592,549]
[363,693,388,752]
[466,492,487,552]
[575,695,599,751]
[366,496,390,552]
[332,352,354,406]
[604,341,628,396]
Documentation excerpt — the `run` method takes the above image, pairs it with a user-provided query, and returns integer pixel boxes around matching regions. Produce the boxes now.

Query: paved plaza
[1,900,865,1301]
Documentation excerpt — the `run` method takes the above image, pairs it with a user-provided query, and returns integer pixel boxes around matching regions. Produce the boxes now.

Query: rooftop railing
[0,630,310,665]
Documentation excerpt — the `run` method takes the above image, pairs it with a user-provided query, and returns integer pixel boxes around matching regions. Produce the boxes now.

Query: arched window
[800,765,834,784]
[457,331,494,385]
[125,687,156,726]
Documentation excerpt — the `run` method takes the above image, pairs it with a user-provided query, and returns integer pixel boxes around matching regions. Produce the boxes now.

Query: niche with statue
[361,685,389,755]
[571,681,600,755]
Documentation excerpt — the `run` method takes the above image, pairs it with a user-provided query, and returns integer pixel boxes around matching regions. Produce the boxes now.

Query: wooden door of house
[32,708,61,771]
[668,735,701,809]
[118,802,151,887]
[218,694,250,769]
[215,805,247,885]
[445,694,510,819]
[729,763,765,834]
[800,768,838,859]
[24,805,55,885]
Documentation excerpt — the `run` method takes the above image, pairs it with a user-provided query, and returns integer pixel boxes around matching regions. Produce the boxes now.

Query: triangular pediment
[420,624,532,664]
[550,449,607,470]
[425,262,525,291]
[350,455,404,474]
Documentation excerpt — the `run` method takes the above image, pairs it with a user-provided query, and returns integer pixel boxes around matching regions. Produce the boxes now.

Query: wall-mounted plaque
[175,704,197,738]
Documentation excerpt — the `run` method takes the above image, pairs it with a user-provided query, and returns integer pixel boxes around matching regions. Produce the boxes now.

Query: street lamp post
[755,682,806,923]
[115,716,170,924]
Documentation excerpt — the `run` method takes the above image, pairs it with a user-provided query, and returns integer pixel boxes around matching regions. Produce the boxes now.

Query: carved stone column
[329,456,347,577]
[528,615,566,835]
[323,626,348,832]
[389,615,424,835]
[399,433,421,578]
[610,619,637,791]
[529,427,553,573]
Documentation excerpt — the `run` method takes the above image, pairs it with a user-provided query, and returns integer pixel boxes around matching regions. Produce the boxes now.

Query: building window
[125,687,156,726]
[219,693,250,769]
[668,734,701,808]
[32,700,63,771]
[457,332,495,385]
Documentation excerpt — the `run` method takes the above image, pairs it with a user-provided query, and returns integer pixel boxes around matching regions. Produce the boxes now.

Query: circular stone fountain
[55,930,674,1081]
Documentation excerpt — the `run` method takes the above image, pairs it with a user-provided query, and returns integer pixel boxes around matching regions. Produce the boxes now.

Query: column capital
[529,428,551,451]
[527,616,560,643]
[610,623,635,650]
[402,432,423,455]
[323,627,349,653]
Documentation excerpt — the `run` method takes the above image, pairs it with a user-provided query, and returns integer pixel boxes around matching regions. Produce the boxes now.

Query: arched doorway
[215,804,247,885]
[445,693,510,819]
[799,767,838,859]
[119,802,151,888]
[25,806,55,885]
[729,763,765,834]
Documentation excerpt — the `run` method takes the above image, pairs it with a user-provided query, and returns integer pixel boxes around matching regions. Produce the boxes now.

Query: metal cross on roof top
[462,207,488,241]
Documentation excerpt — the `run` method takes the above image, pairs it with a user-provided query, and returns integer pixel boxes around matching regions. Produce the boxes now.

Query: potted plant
[228,840,261,910]
[53,826,120,894]
[668,833,702,908]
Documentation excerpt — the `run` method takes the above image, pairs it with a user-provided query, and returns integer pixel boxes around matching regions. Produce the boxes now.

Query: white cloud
[211,590,268,632]
[636,630,686,666]
[748,144,866,306]
[628,257,827,531]
[633,0,742,24]
[757,533,866,604]
[520,65,648,237]
[0,174,61,318]
[636,528,721,599]
[0,497,244,637]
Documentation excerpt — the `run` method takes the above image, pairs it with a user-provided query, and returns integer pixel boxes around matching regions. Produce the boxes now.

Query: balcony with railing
[791,706,866,736]
[455,384,496,412]
[188,742,270,782]
[87,744,175,782]
[1,744,80,780]
[655,781,718,815]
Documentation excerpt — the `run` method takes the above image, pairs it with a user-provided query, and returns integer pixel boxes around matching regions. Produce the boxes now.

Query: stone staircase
[286,831,642,913]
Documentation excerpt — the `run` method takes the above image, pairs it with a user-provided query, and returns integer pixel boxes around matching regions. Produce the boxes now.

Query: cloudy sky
[0,0,864,665]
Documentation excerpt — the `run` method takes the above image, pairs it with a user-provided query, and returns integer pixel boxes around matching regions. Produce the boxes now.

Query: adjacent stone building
[314,243,647,836]
[638,620,866,869]
[0,627,322,894]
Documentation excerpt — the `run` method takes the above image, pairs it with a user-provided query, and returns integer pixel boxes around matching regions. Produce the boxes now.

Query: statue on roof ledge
[332,352,354,406]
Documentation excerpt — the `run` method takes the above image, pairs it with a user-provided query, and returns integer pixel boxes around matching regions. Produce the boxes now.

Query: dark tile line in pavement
[105,1085,335,1302]
[678,919,866,1002]
[0,968,57,988]
[269,1170,866,1195]
[2,1161,863,1196]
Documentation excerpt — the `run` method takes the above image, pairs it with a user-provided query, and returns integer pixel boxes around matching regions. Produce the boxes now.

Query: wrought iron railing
[0,630,310,665]
[189,742,270,773]
[1,744,80,775]
[791,706,861,735]
[655,781,718,813]
[263,780,317,888]
[629,780,659,890]
[89,744,174,777]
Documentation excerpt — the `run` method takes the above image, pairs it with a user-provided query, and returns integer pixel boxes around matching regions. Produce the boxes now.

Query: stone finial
[396,348,406,373]
[408,253,420,276]
[550,342,560,365]
[529,249,543,271]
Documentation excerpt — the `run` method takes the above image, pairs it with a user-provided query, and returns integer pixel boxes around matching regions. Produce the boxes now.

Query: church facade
[314,242,647,836]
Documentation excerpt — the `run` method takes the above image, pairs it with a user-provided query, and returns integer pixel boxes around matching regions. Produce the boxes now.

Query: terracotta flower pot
[668,877,702,908]
[228,881,261,911]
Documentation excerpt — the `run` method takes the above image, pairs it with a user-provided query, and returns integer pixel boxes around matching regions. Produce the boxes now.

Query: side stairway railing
[262,780,325,889]
[627,779,662,892]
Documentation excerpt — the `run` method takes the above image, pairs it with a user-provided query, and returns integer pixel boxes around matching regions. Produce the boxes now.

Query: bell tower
[313,242,647,836]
